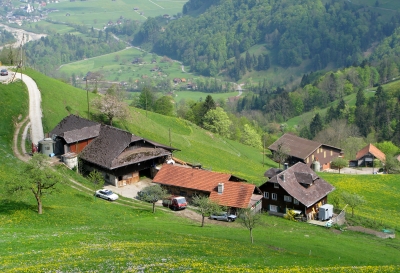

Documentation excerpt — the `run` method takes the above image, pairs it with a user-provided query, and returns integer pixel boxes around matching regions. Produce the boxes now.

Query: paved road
[13,71,44,145]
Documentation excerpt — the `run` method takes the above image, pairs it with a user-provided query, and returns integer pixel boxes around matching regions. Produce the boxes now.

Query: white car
[95,189,119,201]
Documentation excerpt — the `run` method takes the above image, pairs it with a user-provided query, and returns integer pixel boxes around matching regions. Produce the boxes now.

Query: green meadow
[58,46,189,83]
[44,0,186,28]
[0,71,399,272]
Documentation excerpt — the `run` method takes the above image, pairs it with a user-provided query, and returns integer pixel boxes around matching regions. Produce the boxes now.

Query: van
[162,196,187,211]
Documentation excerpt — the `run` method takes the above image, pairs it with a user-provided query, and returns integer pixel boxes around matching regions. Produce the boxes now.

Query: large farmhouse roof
[79,125,173,170]
[266,162,335,207]
[356,143,386,162]
[153,164,257,209]
[50,114,100,143]
[268,133,341,160]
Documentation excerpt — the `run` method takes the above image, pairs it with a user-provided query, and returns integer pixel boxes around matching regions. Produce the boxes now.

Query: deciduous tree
[7,154,64,214]
[341,192,366,217]
[238,208,261,244]
[331,157,348,174]
[88,170,105,195]
[203,107,232,138]
[92,91,129,126]
[139,184,169,213]
[192,195,220,227]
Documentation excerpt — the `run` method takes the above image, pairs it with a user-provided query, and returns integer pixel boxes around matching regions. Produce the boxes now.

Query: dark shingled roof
[268,133,321,160]
[267,162,335,207]
[264,168,283,179]
[50,115,100,144]
[79,125,173,169]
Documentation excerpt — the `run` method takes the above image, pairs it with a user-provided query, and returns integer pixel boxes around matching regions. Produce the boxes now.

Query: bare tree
[192,195,220,227]
[273,142,290,168]
[238,208,261,244]
[7,154,64,214]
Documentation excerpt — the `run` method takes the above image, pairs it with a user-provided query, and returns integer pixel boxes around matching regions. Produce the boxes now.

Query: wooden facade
[260,181,328,218]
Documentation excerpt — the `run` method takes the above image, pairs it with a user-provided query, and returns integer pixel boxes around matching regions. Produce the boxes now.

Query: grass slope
[22,68,275,183]
[1,71,400,272]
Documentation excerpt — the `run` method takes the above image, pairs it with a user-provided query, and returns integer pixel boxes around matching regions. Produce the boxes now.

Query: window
[306,158,309,163]
[270,205,278,212]
[272,193,277,200]
[274,183,279,189]
[330,151,333,156]
[294,198,299,205]
[324,151,326,158]
[263,192,269,199]
[284,195,292,202]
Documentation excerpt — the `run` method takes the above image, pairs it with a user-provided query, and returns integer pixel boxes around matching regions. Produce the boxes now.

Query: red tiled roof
[356,143,386,162]
[153,164,257,208]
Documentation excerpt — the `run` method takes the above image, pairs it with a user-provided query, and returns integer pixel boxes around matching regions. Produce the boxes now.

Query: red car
[162,196,187,211]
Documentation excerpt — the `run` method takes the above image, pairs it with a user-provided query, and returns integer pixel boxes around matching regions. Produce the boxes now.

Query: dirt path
[12,115,30,162]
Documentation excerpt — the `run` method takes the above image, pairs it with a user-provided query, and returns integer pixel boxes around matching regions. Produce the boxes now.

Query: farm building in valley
[49,115,177,187]
[350,143,386,167]
[268,133,343,170]
[259,162,335,220]
[153,164,263,212]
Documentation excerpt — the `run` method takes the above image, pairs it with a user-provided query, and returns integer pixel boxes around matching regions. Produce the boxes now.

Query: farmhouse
[352,143,386,167]
[269,133,343,170]
[259,162,335,220]
[50,115,177,187]
[153,164,263,212]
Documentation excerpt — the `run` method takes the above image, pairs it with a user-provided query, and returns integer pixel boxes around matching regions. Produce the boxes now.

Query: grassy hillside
[22,68,275,183]
[0,71,400,272]
[58,47,189,83]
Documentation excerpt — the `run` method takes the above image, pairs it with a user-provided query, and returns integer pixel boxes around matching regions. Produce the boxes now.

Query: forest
[134,0,400,80]
[0,29,15,46]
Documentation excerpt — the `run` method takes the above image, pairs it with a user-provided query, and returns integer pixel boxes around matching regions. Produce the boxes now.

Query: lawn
[1,71,400,272]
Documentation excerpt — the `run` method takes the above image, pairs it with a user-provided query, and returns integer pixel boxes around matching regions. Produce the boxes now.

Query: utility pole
[86,77,90,120]
[169,128,171,147]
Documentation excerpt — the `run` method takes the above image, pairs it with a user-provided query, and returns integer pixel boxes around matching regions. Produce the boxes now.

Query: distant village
[0,0,56,26]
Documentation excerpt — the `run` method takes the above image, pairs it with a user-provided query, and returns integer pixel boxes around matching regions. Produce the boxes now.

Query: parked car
[210,212,237,222]
[95,189,119,201]
[162,196,187,211]
[1,69,8,76]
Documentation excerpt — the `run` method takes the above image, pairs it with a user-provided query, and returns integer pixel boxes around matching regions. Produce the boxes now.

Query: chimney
[284,163,289,170]
[281,174,285,182]
[218,183,224,194]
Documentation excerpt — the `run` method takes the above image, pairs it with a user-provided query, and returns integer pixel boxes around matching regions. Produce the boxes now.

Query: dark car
[0,69,8,76]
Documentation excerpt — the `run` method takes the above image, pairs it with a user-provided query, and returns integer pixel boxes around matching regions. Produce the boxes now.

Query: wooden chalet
[269,133,343,170]
[353,143,386,167]
[50,115,177,187]
[153,164,263,212]
[259,162,335,220]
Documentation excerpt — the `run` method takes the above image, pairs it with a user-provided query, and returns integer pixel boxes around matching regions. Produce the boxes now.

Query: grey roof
[268,133,321,160]
[79,125,173,170]
[50,115,100,144]
[264,168,282,179]
[267,162,335,207]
